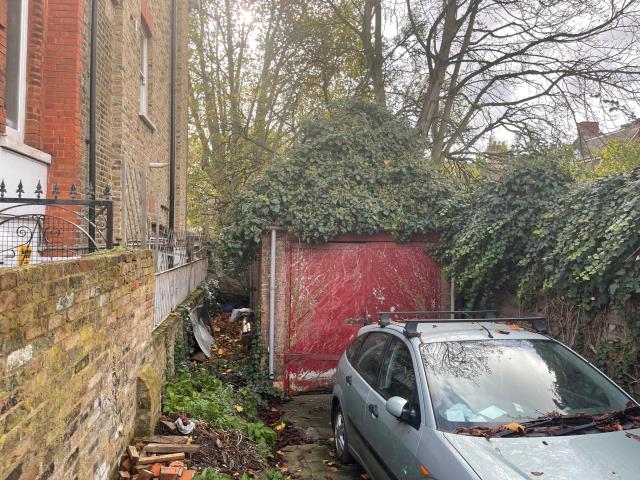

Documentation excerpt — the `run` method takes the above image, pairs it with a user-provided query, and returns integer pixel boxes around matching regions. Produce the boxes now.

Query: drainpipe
[169,0,177,232]
[88,0,98,249]
[450,276,456,319]
[268,229,277,379]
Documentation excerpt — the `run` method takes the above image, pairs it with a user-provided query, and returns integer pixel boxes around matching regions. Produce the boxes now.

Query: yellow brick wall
[0,251,186,480]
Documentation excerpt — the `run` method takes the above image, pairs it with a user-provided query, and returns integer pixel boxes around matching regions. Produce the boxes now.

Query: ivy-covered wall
[434,161,640,395]
[219,100,449,264]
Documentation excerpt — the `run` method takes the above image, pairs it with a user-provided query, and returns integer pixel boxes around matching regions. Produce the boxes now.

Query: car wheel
[333,403,354,464]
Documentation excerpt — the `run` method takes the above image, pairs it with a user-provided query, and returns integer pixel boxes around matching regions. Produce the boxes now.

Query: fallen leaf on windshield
[626,432,640,441]
[531,472,544,477]
[496,329,511,335]
[503,422,526,435]
[504,323,522,330]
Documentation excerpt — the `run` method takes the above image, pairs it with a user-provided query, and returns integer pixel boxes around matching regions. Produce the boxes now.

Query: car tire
[333,403,354,464]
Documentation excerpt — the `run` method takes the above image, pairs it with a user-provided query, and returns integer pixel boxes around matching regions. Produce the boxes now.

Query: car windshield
[420,339,631,433]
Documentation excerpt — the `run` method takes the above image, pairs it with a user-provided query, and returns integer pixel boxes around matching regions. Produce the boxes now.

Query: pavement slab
[281,394,364,480]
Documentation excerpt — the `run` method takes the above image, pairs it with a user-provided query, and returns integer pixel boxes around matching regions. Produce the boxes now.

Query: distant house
[573,120,640,166]
[0,0,192,266]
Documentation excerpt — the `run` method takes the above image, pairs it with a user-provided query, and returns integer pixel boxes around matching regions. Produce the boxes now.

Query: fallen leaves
[503,422,526,435]
[272,421,286,432]
[531,472,544,477]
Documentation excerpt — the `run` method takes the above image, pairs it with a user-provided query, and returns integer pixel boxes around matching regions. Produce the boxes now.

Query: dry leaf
[626,432,640,441]
[273,421,286,431]
[235,405,244,413]
[503,422,525,435]
[328,467,338,473]
[531,472,544,477]
[279,467,289,474]
[496,329,511,335]
[271,407,280,413]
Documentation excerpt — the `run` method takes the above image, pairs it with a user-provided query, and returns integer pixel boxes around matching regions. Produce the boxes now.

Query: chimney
[576,121,600,138]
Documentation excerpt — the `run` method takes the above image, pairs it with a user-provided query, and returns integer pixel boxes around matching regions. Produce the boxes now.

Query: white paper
[479,405,507,420]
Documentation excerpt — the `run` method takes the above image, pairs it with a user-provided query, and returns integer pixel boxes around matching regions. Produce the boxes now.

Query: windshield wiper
[495,406,640,438]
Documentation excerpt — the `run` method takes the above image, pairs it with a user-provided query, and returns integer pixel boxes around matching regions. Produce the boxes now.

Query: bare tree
[188,0,366,225]
[394,0,640,163]
[324,0,387,104]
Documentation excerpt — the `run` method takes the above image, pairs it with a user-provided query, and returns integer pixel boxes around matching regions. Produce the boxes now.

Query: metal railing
[153,256,208,328]
[0,179,113,267]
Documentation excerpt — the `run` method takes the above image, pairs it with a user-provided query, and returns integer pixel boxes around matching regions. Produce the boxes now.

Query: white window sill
[139,113,157,132]
[0,135,52,164]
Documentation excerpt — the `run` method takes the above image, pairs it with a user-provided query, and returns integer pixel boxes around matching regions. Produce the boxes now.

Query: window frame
[139,21,150,117]
[5,0,30,142]
[353,332,390,387]
[345,333,368,366]
[376,336,418,401]
[376,335,422,429]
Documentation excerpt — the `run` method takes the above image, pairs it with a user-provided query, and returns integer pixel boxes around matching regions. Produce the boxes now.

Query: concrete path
[281,394,364,480]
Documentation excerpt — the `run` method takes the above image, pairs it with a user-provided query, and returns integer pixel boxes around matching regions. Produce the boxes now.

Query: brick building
[573,120,640,165]
[0,0,191,246]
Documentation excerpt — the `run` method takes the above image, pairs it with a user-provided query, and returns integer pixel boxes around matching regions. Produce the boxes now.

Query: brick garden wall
[0,250,186,480]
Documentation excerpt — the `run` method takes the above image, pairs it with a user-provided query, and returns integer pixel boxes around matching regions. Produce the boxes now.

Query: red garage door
[284,235,443,393]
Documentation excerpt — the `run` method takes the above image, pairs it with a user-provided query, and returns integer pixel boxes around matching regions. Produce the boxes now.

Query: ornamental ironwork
[0,179,113,267]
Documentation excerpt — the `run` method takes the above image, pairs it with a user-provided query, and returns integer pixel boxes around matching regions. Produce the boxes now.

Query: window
[139,21,150,118]
[346,334,367,365]
[5,0,29,137]
[354,333,388,386]
[378,338,417,401]
[421,339,632,432]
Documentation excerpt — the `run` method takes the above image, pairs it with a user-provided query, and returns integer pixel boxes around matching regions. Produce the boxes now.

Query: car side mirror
[386,396,408,419]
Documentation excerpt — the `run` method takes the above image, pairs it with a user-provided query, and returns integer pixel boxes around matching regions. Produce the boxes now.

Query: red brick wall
[0,0,7,133]
[43,0,86,194]
[24,0,47,149]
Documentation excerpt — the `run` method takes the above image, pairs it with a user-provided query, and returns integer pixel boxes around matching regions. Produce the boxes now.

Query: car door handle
[345,375,352,386]
[368,403,379,418]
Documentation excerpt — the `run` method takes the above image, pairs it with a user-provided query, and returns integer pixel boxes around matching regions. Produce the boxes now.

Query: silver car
[331,314,640,479]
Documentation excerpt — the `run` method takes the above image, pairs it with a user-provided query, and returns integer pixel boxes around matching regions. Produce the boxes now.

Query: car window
[378,338,417,401]
[421,339,632,432]
[346,334,367,365]
[354,332,388,386]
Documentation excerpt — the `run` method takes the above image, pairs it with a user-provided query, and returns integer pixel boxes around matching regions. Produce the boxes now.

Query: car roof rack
[378,310,498,326]
[377,311,546,338]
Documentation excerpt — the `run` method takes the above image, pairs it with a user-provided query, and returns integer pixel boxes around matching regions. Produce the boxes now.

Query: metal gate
[284,235,443,393]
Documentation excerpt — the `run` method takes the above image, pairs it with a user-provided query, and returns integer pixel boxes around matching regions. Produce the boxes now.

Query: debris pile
[118,435,200,479]
[190,421,270,474]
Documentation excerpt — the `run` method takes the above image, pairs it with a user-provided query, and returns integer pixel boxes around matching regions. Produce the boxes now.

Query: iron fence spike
[52,182,60,199]
[17,180,24,198]
[102,184,111,198]
[70,183,78,198]
[35,180,44,199]
[87,181,95,198]
[0,179,5,198]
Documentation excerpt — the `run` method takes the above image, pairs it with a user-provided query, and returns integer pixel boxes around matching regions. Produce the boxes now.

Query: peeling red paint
[284,236,443,393]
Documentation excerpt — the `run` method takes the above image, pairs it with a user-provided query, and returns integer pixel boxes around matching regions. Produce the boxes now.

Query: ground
[280,394,364,480]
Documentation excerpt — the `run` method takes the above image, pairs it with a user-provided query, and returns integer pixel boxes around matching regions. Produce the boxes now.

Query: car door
[343,332,390,467]
[365,336,423,480]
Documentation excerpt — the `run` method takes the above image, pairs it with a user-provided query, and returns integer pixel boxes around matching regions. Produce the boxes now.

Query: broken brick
[160,465,182,480]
